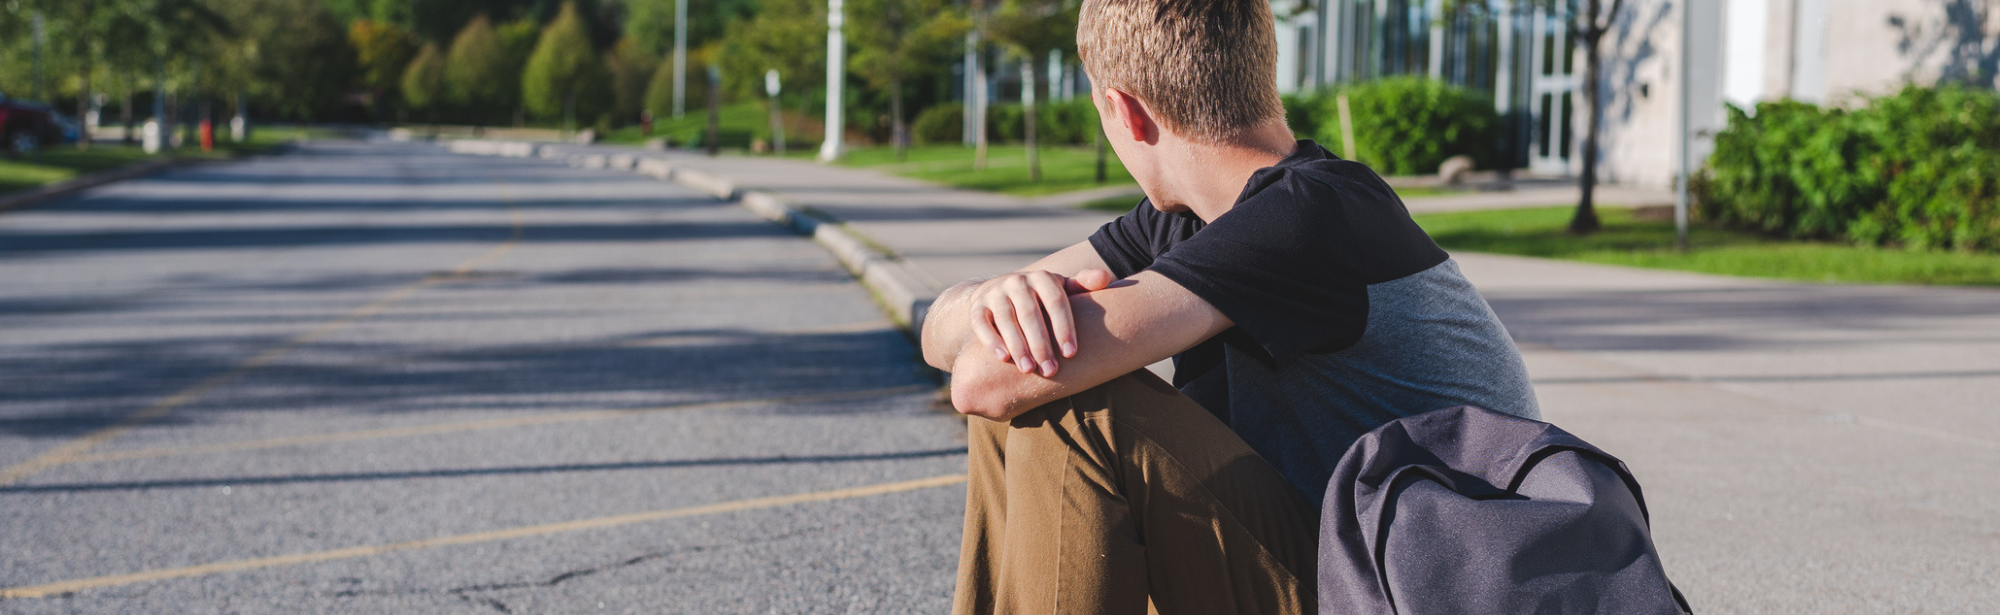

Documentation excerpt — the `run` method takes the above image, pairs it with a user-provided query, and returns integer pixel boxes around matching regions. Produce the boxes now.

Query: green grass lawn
[0,146,160,195]
[811,144,1137,197]
[1413,205,2000,286]
[1,126,329,196]
[599,102,807,151]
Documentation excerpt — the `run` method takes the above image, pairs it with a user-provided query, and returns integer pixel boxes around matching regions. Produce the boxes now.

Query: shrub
[1289,77,1500,175]
[968,99,1097,145]
[912,103,962,145]
[1695,85,2000,252]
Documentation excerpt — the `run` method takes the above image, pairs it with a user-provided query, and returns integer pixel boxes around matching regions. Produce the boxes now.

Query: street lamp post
[819,0,846,162]
[1674,0,1691,252]
[674,0,689,119]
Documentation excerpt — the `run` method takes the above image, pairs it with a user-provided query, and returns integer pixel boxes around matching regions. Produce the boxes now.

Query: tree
[496,17,542,126]
[204,0,352,122]
[350,18,416,109]
[605,37,658,123]
[985,0,1077,181]
[847,0,969,160]
[401,42,447,123]
[445,14,518,125]
[713,0,824,141]
[521,1,610,129]
[1538,0,1624,234]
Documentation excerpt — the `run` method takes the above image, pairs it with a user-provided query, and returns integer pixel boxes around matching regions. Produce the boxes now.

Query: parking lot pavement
[1458,252,2000,613]
[0,140,964,613]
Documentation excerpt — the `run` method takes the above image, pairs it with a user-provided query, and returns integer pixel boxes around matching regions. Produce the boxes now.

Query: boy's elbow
[948,361,1028,421]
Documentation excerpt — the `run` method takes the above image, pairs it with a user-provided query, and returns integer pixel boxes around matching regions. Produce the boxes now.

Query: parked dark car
[0,92,65,156]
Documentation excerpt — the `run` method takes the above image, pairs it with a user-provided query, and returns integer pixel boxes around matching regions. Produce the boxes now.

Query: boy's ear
[1102,88,1154,144]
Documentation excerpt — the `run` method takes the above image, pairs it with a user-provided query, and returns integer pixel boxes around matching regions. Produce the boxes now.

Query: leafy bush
[1287,77,1499,175]
[973,99,1097,145]
[1695,85,2000,252]
[912,104,962,145]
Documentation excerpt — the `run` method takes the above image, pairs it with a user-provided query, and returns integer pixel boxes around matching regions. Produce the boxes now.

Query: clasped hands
[963,268,1116,378]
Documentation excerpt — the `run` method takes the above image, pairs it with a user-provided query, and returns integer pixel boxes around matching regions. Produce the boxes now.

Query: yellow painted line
[0,473,968,599]
[66,384,932,464]
[0,189,526,488]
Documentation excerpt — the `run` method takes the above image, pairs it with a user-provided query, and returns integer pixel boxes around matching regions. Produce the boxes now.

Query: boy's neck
[1159,121,1299,224]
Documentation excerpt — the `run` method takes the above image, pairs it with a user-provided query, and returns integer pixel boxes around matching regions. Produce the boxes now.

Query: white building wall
[1593,0,1725,189]
[1821,0,2000,102]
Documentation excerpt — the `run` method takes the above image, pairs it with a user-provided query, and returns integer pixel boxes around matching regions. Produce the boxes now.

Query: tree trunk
[973,41,989,171]
[891,77,907,162]
[1094,122,1106,184]
[1569,2,1604,235]
[76,21,92,150]
[1024,62,1040,182]
[121,74,133,144]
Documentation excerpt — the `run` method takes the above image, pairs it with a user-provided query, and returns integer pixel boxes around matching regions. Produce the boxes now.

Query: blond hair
[1076,0,1285,143]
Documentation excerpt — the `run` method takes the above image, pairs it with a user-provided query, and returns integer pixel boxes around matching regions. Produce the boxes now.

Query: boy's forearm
[921,279,985,372]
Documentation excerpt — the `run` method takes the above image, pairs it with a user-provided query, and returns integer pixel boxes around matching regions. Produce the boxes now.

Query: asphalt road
[0,140,964,613]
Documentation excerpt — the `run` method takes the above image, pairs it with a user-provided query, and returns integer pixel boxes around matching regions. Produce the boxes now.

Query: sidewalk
[450,140,2000,611]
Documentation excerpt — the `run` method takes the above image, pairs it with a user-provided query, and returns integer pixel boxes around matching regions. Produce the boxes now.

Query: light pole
[819,0,846,162]
[1674,0,1690,252]
[674,0,689,119]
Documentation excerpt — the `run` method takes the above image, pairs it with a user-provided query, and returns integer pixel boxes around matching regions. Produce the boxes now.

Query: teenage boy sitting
[920,0,1541,612]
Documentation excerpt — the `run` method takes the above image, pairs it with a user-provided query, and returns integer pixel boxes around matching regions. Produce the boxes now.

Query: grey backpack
[1318,406,1692,614]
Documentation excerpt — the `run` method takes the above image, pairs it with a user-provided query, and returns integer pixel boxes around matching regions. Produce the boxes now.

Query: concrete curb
[0,157,185,213]
[445,139,940,332]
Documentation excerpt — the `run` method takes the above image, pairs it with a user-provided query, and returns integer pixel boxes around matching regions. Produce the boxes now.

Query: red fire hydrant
[640,110,653,137]
[199,119,214,153]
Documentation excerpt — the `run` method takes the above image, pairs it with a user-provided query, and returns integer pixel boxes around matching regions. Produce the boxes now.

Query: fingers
[970,307,1006,362]
[1072,268,1115,292]
[1002,277,1058,376]
[1026,273,1077,360]
[982,298,1032,374]
[965,271,1102,378]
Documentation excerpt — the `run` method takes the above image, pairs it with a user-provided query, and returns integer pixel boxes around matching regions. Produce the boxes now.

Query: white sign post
[766,70,786,154]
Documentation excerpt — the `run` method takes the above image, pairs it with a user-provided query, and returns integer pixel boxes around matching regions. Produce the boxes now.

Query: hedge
[1694,85,2000,252]
[1286,77,1500,175]
[911,99,1100,146]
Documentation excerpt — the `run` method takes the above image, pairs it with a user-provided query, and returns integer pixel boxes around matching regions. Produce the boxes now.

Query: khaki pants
[951,371,1320,615]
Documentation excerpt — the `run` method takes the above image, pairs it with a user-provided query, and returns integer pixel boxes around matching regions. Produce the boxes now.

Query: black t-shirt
[1090,140,1448,386]
[1088,141,1541,504]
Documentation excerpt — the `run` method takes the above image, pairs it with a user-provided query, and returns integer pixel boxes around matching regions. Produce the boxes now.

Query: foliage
[401,42,447,113]
[211,0,356,121]
[984,0,1076,60]
[605,37,658,123]
[716,0,824,102]
[622,0,761,59]
[847,0,969,151]
[1695,85,2000,252]
[981,99,1094,144]
[644,42,716,118]
[1411,205,2000,286]
[912,103,962,145]
[520,1,610,121]
[983,0,1080,178]
[350,19,417,96]
[444,15,519,123]
[1288,77,1498,175]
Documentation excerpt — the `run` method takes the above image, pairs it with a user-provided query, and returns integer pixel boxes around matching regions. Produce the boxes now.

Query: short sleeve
[1088,198,1202,280]
[1146,174,1374,359]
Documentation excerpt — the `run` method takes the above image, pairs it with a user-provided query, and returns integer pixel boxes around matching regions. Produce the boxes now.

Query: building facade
[1279,0,2000,187]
